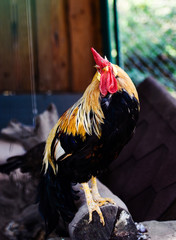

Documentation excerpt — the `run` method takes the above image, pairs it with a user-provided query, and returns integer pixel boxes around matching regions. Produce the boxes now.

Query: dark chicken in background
[40,48,140,235]
[0,142,45,179]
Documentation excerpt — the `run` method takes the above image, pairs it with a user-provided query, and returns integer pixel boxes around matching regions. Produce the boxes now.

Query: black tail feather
[38,166,77,236]
[0,156,22,175]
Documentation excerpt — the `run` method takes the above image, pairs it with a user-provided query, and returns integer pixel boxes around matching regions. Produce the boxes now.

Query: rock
[1,103,58,150]
[143,221,176,240]
[0,139,25,164]
[69,180,139,240]
[47,238,70,240]
[110,208,138,240]
[72,180,128,211]
[70,204,118,240]
[4,204,45,240]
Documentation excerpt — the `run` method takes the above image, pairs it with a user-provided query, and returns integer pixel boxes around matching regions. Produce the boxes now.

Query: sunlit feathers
[43,71,105,174]
[112,64,139,101]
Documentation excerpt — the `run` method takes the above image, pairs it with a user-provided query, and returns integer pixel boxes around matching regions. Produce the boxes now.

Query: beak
[94,65,100,70]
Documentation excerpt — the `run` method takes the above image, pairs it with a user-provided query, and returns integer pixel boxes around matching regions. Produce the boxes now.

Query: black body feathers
[38,165,77,236]
[0,142,45,178]
[52,90,139,183]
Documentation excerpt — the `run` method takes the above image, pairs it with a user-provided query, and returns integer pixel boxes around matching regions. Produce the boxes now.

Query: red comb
[91,48,118,96]
[91,48,109,69]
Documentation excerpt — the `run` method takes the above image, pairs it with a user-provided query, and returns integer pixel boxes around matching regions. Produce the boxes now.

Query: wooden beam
[50,0,70,91]
[0,0,14,92]
[35,0,52,92]
[15,0,31,92]
[0,0,103,93]
[68,0,102,92]
[36,0,70,92]
[0,0,32,93]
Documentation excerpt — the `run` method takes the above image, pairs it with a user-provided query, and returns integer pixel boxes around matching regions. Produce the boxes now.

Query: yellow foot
[91,176,116,207]
[88,200,105,225]
[82,182,105,225]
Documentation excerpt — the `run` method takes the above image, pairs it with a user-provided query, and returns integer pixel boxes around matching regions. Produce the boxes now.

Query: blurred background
[0,0,176,128]
[118,0,176,87]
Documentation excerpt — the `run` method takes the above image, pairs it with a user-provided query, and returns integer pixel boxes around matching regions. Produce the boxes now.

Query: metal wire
[118,0,176,89]
[26,0,38,126]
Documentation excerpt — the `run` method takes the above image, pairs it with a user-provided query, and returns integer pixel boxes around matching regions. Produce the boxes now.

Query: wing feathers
[58,76,104,140]
[43,72,104,173]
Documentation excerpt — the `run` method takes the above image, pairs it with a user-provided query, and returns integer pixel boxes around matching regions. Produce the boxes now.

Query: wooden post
[0,0,15,92]
[68,0,102,92]
[36,0,70,92]
[50,0,70,91]
[35,0,52,92]
[0,0,32,93]
[0,0,103,93]
[15,0,31,92]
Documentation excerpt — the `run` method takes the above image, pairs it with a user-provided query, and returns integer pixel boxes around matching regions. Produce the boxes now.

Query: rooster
[40,48,140,235]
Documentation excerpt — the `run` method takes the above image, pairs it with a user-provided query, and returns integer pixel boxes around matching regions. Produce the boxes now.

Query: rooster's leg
[91,176,115,206]
[82,182,105,225]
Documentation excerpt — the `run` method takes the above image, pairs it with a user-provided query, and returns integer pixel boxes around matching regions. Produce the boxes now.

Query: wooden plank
[35,0,52,92]
[68,0,102,92]
[0,0,32,93]
[0,0,103,93]
[91,0,103,57]
[36,0,70,92]
[35,0,51,92]
[50,0,70,91]
[0,0,14,92]
[15,0,31,92]
[30,0,40,90]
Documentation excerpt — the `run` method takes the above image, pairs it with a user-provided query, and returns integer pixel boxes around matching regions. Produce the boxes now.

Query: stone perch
[68,180,145,240]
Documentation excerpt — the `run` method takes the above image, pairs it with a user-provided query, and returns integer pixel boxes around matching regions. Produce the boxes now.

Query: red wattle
[107,71,118,94]
[99,72,108,96]
[99,69,118,96]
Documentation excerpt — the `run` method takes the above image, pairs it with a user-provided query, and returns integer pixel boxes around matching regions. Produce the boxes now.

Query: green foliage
[118,0,176,89]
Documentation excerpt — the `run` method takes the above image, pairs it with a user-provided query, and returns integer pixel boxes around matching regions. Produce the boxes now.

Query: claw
[88,200,105,225]
[82,179,116,226]
[94,197,116,207]
[82,182,105,225]
[91,176,116,207]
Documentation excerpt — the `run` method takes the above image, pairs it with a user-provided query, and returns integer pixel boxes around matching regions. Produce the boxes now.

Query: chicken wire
[118,0,176,90]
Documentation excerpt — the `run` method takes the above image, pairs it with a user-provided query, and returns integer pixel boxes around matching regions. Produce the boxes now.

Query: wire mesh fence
[118,0,176,90]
